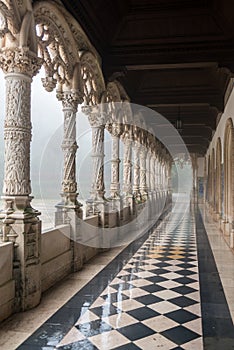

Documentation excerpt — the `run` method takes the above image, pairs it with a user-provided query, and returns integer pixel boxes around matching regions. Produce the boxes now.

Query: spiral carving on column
[57,91,80,196]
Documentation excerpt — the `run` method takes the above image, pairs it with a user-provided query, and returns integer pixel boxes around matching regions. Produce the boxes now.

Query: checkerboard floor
[56,208,203,350]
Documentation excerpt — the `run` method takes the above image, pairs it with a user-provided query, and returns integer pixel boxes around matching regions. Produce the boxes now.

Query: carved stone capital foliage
[57,90,83,111]
[82,105,108,128]
[0,48,42,76]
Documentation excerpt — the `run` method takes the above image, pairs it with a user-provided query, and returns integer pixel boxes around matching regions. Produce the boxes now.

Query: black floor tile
[162,325,200,345]
[140,284,165,293]
[149,268,170,275]
[127,306,160,321]
[134,294,163,305]
[77,319,112,337]
[170,296,197,308]
[118,323,155,341]
[101,292,129,304]
[113,344,141,350]
[118,274,139,282]
[176,269,196,276]
[155,262,171,268]
[89,304,120,318]
[174,277,196,285]
[59,339,98,350]
[111,283,134,291]
[172,286,197,295]
[145,276,168,283]
[166,309,199,324]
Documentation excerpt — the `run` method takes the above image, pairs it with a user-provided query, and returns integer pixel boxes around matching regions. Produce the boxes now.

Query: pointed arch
[33,1,79,91]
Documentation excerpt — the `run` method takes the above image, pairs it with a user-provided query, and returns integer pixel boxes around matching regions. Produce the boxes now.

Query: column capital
[56,89,83,110]
[109,122,122,137]
[0,47,42,77]
[82,105,108,127]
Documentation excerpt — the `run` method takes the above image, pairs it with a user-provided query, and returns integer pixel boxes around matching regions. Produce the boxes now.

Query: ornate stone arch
[33,1,80,91]
[57,2,94,54]
[80,51,105,106]
[216,138,222,218]
[224,118,234,228]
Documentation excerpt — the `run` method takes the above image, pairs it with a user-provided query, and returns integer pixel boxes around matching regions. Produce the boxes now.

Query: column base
[0,195,41,312]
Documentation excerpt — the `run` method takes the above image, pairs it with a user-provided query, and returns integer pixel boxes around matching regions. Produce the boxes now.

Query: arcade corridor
[0,1,234,349]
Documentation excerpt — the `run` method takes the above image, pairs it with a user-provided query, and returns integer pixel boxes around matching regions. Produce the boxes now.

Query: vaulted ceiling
[62,0,234,155]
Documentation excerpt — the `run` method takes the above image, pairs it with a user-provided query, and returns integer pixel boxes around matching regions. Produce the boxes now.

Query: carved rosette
[123,138,132,196]
[57,91,81,203]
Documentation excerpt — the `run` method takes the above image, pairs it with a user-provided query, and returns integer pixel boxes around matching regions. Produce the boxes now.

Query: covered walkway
[0,1,234,349]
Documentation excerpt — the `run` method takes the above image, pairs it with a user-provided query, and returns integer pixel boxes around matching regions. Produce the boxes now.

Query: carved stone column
[154,156,159,191]
[56,90,82,208]
[150,151,156,192]
[110,123,121,199]
[83,106,107,219]
[0,48,42,311]
[146,150,151,192]
[122,127,134,217]
[133,141,141,201]
[123,135,133,197]
[55,89,83,267]
[139,145,148,200]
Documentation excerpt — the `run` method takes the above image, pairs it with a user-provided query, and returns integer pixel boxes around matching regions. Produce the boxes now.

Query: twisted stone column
[150,151,156,192]
[56,90,82,207]
[139,145,148,199]
[110,123,121,199]
[82,106,106,217]
[123,137,133,196]
[155,156,159,191]
[122,131,135,217]
[133,141,141,201]
[146,150,151,192]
